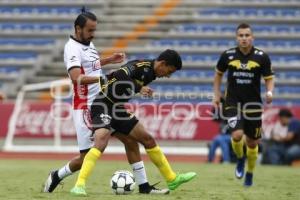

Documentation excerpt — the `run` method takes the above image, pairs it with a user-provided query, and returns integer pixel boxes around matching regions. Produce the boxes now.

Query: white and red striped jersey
[64,37,102,109]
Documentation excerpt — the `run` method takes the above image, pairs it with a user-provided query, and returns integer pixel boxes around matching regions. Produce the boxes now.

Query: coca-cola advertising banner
[1,102,300,140]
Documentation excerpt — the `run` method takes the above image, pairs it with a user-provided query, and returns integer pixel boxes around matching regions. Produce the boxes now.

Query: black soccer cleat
[139,182,170,195]
[43,170,62,193]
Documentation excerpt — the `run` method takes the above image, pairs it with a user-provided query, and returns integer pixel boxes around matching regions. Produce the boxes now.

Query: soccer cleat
[167,172,197,190]
[235,157,246,179]
[244,172,253,187]
[70,185,87,196]
[43,170,62,193]
[139,182,170,195]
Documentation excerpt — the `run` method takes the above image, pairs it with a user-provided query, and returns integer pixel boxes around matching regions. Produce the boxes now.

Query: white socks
[57,163,72,179]
[131,161,148,185]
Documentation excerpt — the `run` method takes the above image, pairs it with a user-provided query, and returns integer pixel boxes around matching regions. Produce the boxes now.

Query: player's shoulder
[224,47,237,55]
[253,47,269,58]
[125,59,153,67]
[64,37,81,50]
[218,47,236,60]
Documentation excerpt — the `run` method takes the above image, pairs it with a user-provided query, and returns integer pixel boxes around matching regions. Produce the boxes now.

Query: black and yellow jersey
[216,47,274,107]
[100,59,156,103]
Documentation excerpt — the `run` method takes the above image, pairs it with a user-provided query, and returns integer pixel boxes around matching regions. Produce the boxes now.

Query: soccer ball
[110,170,135,195]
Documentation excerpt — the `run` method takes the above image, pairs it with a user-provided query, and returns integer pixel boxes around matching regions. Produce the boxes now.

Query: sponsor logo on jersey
[70,56,78,63]
[229,60,260,70]
[228,117,238,128]
[92,59,101,70]
[100,114,112,125]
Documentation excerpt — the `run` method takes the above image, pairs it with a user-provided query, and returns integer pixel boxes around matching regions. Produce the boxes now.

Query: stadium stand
[0,0,300,105]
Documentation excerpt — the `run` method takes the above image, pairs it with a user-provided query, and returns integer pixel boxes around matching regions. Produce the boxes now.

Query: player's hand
[140,86,153,97]
[110,53,126,64]
[265,91,273,104]
[212,94,221,108]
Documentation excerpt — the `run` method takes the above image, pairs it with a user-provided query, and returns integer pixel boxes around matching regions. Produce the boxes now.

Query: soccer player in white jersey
[43,8,169,195]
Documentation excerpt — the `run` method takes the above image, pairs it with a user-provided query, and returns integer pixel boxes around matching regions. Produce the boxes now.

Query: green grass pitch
[0,159,299,200]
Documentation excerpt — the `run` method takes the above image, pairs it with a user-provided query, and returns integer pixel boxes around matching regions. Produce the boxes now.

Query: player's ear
[159,60,166,67]
[75,25,81,33]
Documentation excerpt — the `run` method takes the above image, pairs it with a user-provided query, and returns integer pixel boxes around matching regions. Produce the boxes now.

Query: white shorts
[72,109,94,152]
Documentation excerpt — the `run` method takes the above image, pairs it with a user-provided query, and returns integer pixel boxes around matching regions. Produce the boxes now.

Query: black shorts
[91,97,138,135]
[225,107,262,140]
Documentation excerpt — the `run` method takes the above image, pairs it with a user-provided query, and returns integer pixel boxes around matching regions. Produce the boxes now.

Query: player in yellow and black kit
[213,23,274,187]
[70,49,197,196]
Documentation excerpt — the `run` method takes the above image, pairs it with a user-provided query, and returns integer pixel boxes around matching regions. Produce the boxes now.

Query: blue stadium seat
[198,8,300,17]
[0,38,54,45]
[129,54,300,63]
[0,67,20,75]
[0,52,37,59]
[277,71,300,79]
[0,6,80,14]
[172,24,300,34]
[272,99,300,105]
[150,39,300,48]
[0,23,72,31]
[172,69,215,78]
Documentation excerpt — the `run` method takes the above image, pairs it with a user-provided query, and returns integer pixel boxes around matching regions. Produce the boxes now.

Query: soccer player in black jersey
[70,49,196,196]
[213,23,274,187]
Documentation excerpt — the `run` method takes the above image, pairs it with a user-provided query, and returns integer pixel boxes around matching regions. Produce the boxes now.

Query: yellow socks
[75,148,101,187]
[231,138,244,159]
[246,145,258,173]
[146,146,176,182]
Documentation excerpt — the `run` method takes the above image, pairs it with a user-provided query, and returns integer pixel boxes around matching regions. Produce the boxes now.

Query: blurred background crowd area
[0,0,300,166]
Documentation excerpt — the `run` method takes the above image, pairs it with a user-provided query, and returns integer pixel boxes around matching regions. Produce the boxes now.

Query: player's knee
[94,129,110,151]
[246,139,258,148]
[140,132,156,148]
[123,138,139,150]
[232,130,243,141]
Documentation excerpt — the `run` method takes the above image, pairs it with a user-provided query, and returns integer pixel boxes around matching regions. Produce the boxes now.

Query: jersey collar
[236,46,255,57]
[70,35,91,46]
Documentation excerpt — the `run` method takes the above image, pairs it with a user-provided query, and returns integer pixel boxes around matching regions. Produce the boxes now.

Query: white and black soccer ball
[110,170,135,195]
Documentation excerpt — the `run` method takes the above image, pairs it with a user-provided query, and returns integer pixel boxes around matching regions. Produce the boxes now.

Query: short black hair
[74,7,97,29]
[279,108,293,118]
[156,49,182,70]
[236,23,252,32]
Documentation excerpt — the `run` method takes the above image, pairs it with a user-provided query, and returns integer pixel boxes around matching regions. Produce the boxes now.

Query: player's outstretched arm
[100,53,126,66]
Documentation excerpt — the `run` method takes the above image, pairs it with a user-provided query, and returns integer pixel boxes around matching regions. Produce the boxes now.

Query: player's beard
[80,32,92,45]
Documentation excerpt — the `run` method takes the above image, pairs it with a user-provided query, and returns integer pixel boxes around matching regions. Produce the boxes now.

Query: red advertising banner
[1,102,300,140]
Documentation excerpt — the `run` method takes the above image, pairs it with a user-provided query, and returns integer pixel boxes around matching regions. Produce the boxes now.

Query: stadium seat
[0,67,20,74]
[0,38,54,45]
[0,6,80,15]
[0,52,37,59]
[0,23,72,31]
[197,8,300,17]
[172,24,300,34]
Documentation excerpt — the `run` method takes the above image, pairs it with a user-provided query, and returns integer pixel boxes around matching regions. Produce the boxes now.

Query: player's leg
[71,128,111,196]
[71,102,112,196]
[43,109,92,193]
[43,152,87,192]
[114,132,169,194]
[243,113,262,187]
[227,108,246,178]
[128,122,196,190]
[244,136,259,186]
